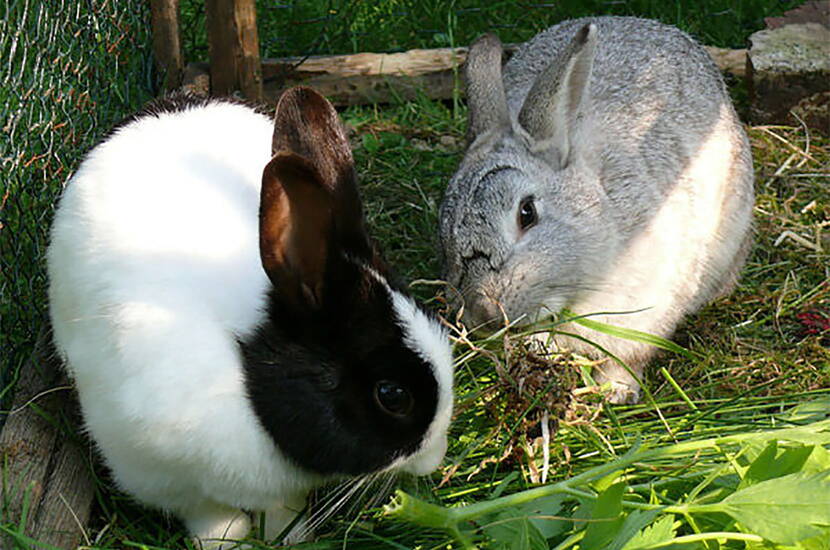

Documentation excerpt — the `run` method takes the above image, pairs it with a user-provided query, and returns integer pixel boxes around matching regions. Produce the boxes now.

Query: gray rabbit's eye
[518,197,538,231]
[374,380,413,417]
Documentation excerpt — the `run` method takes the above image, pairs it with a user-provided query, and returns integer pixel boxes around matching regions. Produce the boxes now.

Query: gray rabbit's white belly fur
[442,17,754,401]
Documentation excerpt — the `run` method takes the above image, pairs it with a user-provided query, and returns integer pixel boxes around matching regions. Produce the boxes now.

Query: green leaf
[803,445,830,474]
[606,509,664,550]
[482,495,567,543]
[744,530,830,550]
[795,531,830,550]
[581,482,626,550]
[739,441,814,489]
[593,471,624,493]
[716,470,830,544]
[512,518,548,550]
[483,513,548,550]
[621,515,677,550]
[522,495,568,540]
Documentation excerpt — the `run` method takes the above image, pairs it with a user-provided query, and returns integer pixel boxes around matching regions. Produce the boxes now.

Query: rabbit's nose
[462,290,506,331]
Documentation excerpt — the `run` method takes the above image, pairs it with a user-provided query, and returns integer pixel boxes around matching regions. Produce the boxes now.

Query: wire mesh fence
[179,0,803,61]
[0,0,808,424]
[1,0,155,417]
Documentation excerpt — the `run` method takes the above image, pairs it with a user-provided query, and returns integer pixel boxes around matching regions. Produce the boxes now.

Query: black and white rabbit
[47,87,454,547]
[439,17,754,403]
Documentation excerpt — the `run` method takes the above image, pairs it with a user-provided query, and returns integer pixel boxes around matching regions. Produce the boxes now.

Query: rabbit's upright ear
[464,33,510,145]
[260,152,333,311]
[261,87,371,310]
[518,23,597,166]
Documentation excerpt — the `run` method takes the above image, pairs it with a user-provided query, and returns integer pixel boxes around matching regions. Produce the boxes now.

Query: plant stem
[638,532,764,548]
[386,419,830,545]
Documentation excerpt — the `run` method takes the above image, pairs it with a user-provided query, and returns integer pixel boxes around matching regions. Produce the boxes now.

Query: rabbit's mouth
[459,285,571,334]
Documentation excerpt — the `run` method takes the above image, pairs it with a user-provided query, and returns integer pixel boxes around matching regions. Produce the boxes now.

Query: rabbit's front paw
[262,493,309,543]
[183,502,252,549]
[605,380,641,405]
[595,363,643,404]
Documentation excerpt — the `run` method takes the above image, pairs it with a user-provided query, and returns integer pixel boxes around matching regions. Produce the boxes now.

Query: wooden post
[205,0,263,101]
[0,329,95,549]
[149,0,184,90]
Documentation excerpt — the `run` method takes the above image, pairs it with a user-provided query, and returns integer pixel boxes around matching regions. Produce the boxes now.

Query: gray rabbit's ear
[518,23,597,166]
[464,33,510,144]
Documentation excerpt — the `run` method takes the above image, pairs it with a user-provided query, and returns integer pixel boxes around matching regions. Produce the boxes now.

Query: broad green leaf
[523,495,568,539]
[483,513,547,550]
[606,509,663,550]
[739,441,814,489]
[803,444,830,473]
[581,482,626,550]
[745,530,830,550]
[512,518,548,550]
[717,470,830,544]
[482,495,567,542]
[795,531,830,550]
[621,515,677,550]
[593,471,624,493]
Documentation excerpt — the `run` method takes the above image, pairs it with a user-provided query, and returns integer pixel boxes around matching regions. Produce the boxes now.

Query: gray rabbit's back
[503,17,748,242]
[441,17,754,403]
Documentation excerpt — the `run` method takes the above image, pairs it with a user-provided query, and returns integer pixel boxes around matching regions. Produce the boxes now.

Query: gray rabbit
[439,17,754,403]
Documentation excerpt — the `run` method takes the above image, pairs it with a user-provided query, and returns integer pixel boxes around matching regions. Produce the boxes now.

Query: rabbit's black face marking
[242,261,440,476]
[243,86,452,478]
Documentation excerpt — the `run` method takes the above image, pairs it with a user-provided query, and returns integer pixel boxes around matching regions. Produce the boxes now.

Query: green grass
[3,1,829,549]
[180,0,805,59]
[11,97,824,550]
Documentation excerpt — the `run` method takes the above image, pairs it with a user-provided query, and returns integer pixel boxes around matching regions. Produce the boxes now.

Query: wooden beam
[254,44,746,106]
[149,0,184,90]
[0,328,95,549]
[205,0,263,101]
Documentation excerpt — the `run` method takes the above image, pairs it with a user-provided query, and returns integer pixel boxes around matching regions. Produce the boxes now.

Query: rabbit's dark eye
[518,197,537,231]
[374,380,413,417]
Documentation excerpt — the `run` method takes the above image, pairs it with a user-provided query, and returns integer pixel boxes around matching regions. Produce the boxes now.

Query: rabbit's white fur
[48,99,452,544]
[49,102,312,539]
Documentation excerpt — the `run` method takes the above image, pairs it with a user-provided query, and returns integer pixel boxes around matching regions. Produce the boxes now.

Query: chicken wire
[1,0,155,420]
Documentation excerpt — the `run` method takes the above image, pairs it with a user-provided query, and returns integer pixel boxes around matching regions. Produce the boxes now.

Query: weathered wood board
[183,44,746,107]
[0,328,95,549]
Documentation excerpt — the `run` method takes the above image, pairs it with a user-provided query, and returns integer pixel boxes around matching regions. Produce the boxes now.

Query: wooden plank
[0,328,94,549]
[255,44,746,106]
[205,0,263,101]
[149,0,184,90]
[261,47,470,106]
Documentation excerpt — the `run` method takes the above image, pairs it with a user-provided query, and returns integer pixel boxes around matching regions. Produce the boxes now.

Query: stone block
[748,23,830,132]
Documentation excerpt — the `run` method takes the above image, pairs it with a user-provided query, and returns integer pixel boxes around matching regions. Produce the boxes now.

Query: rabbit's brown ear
[518,23,597,167]
[271,86,372,260]
[464,33,510,144]
[260,151,333,310]
[272,87,352,192]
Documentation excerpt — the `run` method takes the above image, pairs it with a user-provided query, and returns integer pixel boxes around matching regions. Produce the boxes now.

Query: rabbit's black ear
[260,152,333,311]
[464,33,510,144]
[518,23,597,166]
[271,86,372,260]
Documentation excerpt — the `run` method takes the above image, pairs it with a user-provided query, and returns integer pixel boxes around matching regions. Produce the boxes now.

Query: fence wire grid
[0,0,809,423]
[1,0,155,416]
